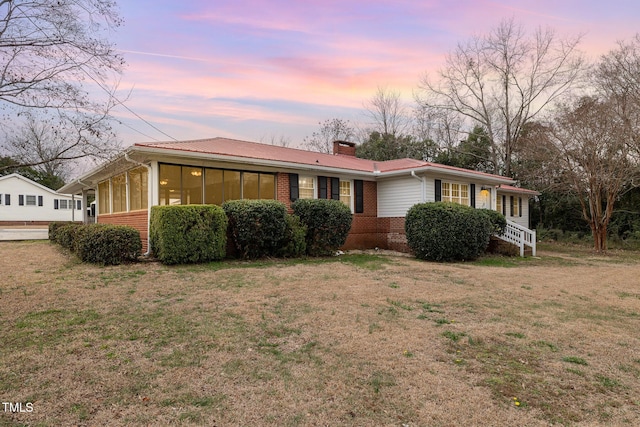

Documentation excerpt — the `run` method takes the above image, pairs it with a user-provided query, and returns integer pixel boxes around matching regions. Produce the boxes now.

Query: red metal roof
[134,137,512,181]
[497,184,540,195]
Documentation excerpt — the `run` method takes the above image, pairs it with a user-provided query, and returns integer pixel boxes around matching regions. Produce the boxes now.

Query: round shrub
[150,205,228,265]
[292,198,353,256]
[277,214,307,258]
[478,209,507,235]
[223,200,288,259]
[405,202,492,262]
[74,224,142,265]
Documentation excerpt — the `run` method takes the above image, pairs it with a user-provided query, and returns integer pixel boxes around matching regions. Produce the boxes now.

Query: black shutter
[5,194,10,206]
[19,195,24,206]
[519,197,523,217]
[38,196,43,206]
[510,196,514,216]
[470,184,476,208]
[331,177,340,200]
[318,176,327,199]
[54,199,59,210]
[502,195,506,216]
[289,173,299,201]
[435,179,442,202]
[354,180,364,213]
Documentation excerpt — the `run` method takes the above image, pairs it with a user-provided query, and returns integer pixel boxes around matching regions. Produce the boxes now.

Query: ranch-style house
[59,138,538,255]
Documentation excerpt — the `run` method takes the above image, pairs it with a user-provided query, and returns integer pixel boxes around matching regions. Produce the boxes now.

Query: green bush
[48,221,77,243]
[150,205,227,265]
[223,200,288,259]
[292,198,353,256]
[74,224,142,265]
[55,223,83,250]
[405,202,492,262]
[277,214,307,258]
[478,209,507,235]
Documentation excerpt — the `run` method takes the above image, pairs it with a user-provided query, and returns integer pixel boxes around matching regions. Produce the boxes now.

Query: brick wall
[275,173,411,252]
[98,210,149,253]
[276,172,292,210]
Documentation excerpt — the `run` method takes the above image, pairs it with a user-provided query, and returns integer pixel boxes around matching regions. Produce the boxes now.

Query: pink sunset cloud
[111,0,640,145]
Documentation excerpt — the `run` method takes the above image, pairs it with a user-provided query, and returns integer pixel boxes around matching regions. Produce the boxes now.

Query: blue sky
[110,0,640,147]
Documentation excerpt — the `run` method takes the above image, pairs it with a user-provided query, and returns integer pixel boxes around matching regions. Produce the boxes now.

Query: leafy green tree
[434,126,493,172]
[356,131,438,161]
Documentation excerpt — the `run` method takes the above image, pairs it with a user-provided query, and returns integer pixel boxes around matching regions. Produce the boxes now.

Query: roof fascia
[131,146,375,178]
[378,166,515,185]
[1,173,72,196]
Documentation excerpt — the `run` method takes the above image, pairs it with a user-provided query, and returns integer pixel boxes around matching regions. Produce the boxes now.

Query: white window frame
[298,176,316,200]
[339,179,354,212]
[441,181,470,206]
[25,195,37,206]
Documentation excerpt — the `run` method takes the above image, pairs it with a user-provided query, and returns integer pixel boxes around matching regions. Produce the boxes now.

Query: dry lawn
[1,241,640,426]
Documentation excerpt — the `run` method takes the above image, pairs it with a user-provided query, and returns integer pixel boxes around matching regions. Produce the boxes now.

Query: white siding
[0,175,79,222]
[378,177,423,217]
[499,192,531,228]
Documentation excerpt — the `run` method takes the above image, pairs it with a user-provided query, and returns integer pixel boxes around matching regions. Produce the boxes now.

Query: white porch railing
[498,220,537,257]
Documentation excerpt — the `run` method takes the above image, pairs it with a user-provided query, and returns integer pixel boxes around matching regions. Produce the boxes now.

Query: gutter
[410,170,427,203]
[124,153,152,256]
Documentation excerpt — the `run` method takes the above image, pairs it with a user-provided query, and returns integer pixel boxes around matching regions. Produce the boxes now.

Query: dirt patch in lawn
[1,241,639,426]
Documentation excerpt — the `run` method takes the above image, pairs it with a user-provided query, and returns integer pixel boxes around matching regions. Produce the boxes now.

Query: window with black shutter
[77,200,82,210]
[331,177,340,200]
[519,197,523,217]
[289,173,299,201]
[470,184,476,208]
[318,176,327,199]
[435,179,442,202]
[354,180,364,213]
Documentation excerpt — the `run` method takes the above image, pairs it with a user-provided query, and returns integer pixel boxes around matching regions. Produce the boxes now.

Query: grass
[1,241,640,426]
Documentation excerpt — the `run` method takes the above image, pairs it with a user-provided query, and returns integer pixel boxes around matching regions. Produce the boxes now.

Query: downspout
[124,153,152,256]
[410,171,426,203]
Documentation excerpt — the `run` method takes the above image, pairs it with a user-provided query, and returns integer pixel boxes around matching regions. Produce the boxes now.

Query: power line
[13,3,178,142]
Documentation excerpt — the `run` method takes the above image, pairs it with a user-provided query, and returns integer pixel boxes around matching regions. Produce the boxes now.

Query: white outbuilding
[0,173,82,225]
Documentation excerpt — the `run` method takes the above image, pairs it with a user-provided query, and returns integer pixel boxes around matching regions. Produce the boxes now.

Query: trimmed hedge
[277,214,307,258]
[74,224,142,265]
[223,200,288,259]
[48,221,77,243]
[50,223,141,265]
[150,205,227,265]
[405,202,492,262]
[292,198,353,256]
[56,223,83,250]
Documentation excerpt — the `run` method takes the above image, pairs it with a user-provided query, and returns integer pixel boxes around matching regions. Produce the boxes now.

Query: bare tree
[303,118,356,153]
[364,86,410,137]
[594,34,640,154]
[260,133,292,148]
[2,109,121,176]
[544,97,638,252]
[417,18,585,176]
[0,0,124,171]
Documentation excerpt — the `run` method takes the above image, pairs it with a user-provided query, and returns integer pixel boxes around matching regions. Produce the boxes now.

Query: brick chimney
[333,140,356,157]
